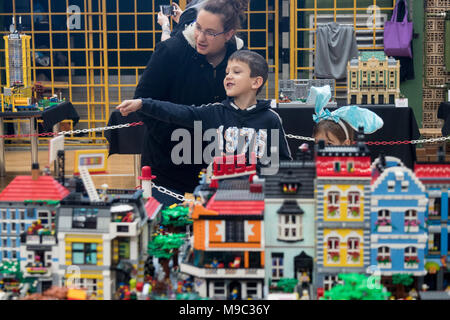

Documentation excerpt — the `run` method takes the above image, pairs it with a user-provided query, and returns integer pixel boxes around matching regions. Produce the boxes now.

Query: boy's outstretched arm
[116,98,213,128]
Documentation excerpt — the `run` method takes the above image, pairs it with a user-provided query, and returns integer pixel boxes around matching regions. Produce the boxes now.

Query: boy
[117,50,292,175]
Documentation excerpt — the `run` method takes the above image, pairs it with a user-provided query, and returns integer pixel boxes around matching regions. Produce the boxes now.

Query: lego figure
[230,288,238,300]
[300,289,310,300]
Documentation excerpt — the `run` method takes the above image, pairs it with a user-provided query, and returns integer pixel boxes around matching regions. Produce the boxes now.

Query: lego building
[347,51,400,105]
[313,136,372,295]
[263,148,316,296]
[56,189,149,300]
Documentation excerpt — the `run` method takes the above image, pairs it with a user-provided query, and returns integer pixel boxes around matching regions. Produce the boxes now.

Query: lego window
[428,198,441,218]
[429,233,441,254]
[277,214,302,241]
[38,211,51,228]
[282,183,299,194]
[72,243,97,265]
[225,221,244,243]
[377,246,391,261]
[348,192,360,205]
[213,282,226,296]
[327,237,340,263]
[401,181,409,192]
[10,211,16,220]
[26,209,35,219]
[323,275,343,291]
[2,223,6,232]
[1,210,6,220]
[387,180,395,192]
[246,282,258,298]
[347,162,354,173]
[404,210,419,232]
[404,246,419,266]
[333,162,341,172]
[328,192,340,205]
[327,238,339,251]
[72,208,98,229]
[271,253,284,280]
[19,210,25,220]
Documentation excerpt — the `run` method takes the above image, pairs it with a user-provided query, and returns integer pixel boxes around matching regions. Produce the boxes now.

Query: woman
[133,0,248,205]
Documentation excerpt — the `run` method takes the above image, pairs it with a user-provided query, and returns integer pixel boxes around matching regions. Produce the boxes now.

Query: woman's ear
[225,30,235,42]
[343,139,351,146]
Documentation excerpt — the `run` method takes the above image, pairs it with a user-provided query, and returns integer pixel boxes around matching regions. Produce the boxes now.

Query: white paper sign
[48,134,65,164]
[395,98,408,108]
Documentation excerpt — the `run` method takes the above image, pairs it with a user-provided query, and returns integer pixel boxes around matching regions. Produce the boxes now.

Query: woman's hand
[157,11,170,28]
[172,3,183,24]
[116,99,143,116]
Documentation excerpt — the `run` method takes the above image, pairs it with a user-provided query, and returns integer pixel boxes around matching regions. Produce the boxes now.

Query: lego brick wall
[422,0,450,136]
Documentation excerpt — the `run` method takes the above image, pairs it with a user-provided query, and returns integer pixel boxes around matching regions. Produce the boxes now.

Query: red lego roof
[206,194,264,216]
[414,164,450,179]
[145,197,162,220]
[0,176,70,202]
[316,156,372,177]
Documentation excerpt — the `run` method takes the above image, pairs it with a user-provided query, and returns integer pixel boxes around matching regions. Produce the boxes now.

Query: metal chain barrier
[1,120,450,145]
[151,182,202,205]
[2,120,450,203]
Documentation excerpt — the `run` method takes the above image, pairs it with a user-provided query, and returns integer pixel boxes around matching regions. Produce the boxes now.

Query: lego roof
[359,51,386,61]
[414,163,450,179]
[206,193,264,216]
[0,176,70,202]
[316,157,372,177]
[264,160,316,198]
[145,197,162,220]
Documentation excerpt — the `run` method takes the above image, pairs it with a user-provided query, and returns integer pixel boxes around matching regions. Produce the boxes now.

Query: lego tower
[2,17,32,111]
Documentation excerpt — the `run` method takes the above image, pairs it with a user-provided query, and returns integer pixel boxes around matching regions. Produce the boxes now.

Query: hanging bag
[383,0,413,58]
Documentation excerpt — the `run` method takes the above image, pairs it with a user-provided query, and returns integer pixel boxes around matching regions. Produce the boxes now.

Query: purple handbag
[383,0,413,58]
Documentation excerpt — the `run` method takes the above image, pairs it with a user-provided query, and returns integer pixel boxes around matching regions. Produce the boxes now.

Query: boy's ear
[252,76,264,91]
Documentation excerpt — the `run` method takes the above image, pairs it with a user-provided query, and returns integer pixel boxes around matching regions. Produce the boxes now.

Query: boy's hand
[116,99,143,116]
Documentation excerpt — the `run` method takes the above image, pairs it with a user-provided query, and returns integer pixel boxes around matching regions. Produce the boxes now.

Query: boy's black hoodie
[137,97,292,183]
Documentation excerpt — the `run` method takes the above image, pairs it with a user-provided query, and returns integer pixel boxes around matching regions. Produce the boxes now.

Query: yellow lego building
[347,51,400,105]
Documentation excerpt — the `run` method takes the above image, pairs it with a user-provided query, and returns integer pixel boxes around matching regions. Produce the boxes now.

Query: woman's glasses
[194,22,227,40]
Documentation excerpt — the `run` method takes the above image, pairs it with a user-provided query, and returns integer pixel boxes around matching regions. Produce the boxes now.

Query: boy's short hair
[228,50,268,94]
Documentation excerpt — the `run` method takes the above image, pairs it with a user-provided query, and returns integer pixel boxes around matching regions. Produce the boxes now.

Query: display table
[276,105,420,169]
[0,101,79,176]
[106,105,420,171]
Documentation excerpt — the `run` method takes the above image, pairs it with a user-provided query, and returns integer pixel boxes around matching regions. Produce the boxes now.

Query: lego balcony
[109,220,139,237]
[24,264,51,277]
[179,262,265,279]
[24,234,57,246]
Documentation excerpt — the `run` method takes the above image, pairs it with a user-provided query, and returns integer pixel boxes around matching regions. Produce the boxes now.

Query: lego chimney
[31,163,40,180]
[138,166,156,199]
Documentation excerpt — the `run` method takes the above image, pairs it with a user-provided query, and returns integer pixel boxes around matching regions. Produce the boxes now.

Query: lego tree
[0,260,23,281]
[272,278,299,293]
[392,273,414,299]
[148,233,186,280]
[323,273,391,300]
[161,205,192,233]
